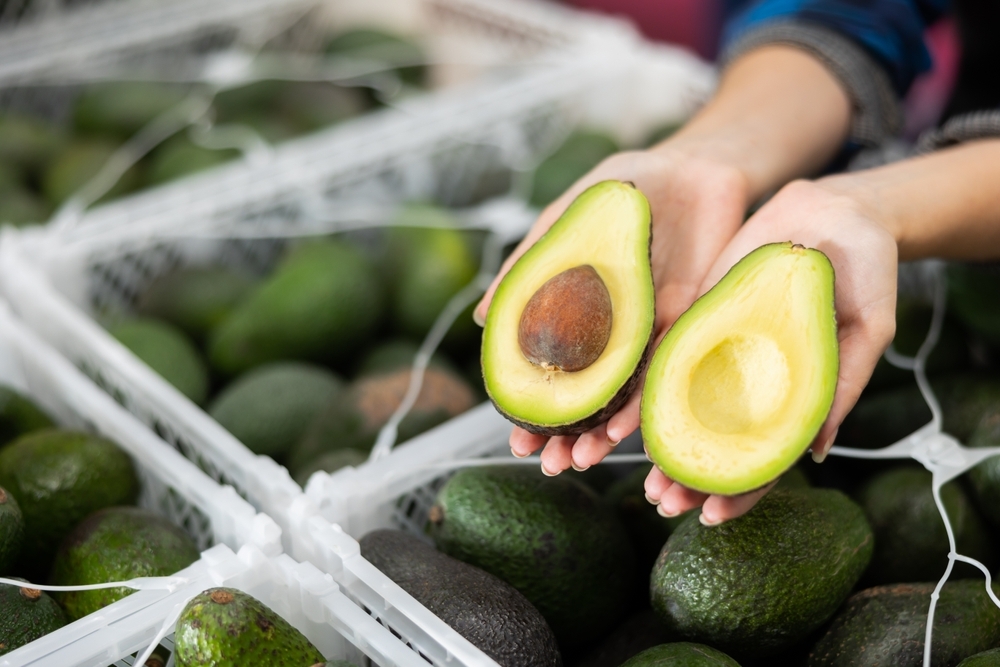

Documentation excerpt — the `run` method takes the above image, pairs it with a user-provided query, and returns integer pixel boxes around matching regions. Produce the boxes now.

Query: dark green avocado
[0,579,67,656]
[0,485,23,574]
[360,529,561,667]
[619,643,741,667]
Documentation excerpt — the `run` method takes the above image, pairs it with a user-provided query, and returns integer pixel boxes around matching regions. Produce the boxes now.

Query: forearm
[821,139,1000,262]
[656,45,852,206]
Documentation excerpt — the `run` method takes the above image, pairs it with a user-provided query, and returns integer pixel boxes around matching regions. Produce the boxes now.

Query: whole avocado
[361,529,562,667]
[619,643,741,667]
[208,240,384,375]
[858,466,994,584]
[574,610,673,667]
[428,465,635,651]
[651,489,873,658]
[0,386,52,447]
[0,579,67,656]
[109,318,209,405]
[50,506,200,620]
[808,581,1000,667]
[0,486,23,574]
[0,429,139,576]
[173,587,324,666]
[208,362,344,459]
[959,648,1000,666]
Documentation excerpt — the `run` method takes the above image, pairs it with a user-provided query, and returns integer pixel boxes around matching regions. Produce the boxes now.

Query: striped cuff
[721,20,902,147]
[916,110,1000,153]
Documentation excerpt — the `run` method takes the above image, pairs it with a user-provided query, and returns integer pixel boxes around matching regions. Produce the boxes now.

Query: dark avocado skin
[807,581,1000,667]
[858,467,994,585]
[428,466,635,651]
[0,485,23,574]
[173,587,324,667]
[0,387,53,447]
[967,407,1000,528]
[0,578,67,656]
[573,609,673,667]
[360,529,562,667]
[651,489,873,659]
[50,506,200,620]
[0,429,139,578]
[959,648,1000,666]
[619,643,741,667]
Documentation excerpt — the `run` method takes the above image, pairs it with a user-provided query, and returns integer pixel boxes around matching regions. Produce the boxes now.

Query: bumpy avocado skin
[959,648,1000,666]
[651,489,873,659]
[808,581,1000,667]
[173,587,324,667]
[0,386,54,447]
[360,529,562,667]
[0,430,139,577]
[0,486,23,574]
[858,466,993,584]
[967,407,1000,528]
[0,579,67,656]
[50,507,199,620]
[619,643,741,667]
[136,267,257,341]
[428,466,635,651]
[110,318,209,405]
[208,362,343,460]
[207,241,384,375]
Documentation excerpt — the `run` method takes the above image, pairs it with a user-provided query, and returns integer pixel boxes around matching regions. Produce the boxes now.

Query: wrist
[816,171,902,244]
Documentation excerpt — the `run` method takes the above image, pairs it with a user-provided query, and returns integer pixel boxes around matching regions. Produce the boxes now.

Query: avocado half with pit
[641,242,838,495]
[482,180,655,435]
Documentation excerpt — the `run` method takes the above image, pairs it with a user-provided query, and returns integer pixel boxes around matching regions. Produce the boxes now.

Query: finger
[569,424,617,470]
[700,481,778,525]
[509,427,547,458]
[540,435,577,475]
[658,484,708,518]
[644,466,673,502]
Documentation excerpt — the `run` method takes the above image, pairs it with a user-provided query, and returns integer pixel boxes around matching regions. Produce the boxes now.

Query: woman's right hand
[473,145,751,474]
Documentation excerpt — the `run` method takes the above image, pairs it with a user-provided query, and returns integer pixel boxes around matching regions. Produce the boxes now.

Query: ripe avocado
[0,429,139,576]
[135,266,258,341]
[41,139,140,207]
[360,529,561,667]
[428,465,635,651]
[0,386,54,446]
[207,240,384,375]
[173,587,324,666]
[959,649,1000,666]
[619,643,741,667]
[858,466,994,584]
[483,181,655,435]
[0,579,67,656]
[529,131,618,208]
[807,581,1000,667]
[109,318,209,405]
[288,365,475,474]
[145,138,238,186]
[968,407,1000,528]
[642,243,838,495]
[208,362,344,459]
[73,82,188,139]
[651,489,872,658]
[292,449,367,487]
[947,262,1000,345]
[50,506,199,620]
[0,485,23,574]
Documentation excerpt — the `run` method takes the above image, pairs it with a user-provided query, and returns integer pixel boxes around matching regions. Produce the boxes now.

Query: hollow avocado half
[641,242,838,495]
[482,180,655,435]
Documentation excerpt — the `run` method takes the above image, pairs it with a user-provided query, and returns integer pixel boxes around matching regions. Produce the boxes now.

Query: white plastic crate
[3,542,430,667]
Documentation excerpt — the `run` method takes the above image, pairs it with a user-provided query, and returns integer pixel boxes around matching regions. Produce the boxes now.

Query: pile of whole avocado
[0,28,426,226]
[0,386,202,656]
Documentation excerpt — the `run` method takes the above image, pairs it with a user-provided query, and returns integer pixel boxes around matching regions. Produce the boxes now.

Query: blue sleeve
[723,0,950,96]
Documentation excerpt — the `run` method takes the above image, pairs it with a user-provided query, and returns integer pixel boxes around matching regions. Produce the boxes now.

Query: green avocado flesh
[642,242,838,495]
[482,180,654,435]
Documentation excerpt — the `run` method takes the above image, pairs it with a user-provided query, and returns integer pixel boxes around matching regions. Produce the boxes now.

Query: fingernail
[473,309,485,327]
[511,448,528,459]
[811,430,838,464]
[699,512,722,527]
[541,463,559,477]
[608,438,621,448]
[644,492,659,505]
[571,462,589,472]
[657,504,680,518]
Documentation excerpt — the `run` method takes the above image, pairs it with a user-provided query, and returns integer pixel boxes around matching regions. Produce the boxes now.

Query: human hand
[644,179,898,525]
[474,147,750,474]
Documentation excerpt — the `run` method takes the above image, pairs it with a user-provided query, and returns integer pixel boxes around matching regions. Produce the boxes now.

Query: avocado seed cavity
[518,265,613,373]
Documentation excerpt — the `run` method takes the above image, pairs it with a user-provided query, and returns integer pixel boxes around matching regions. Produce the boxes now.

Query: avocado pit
[517,265,612,373]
